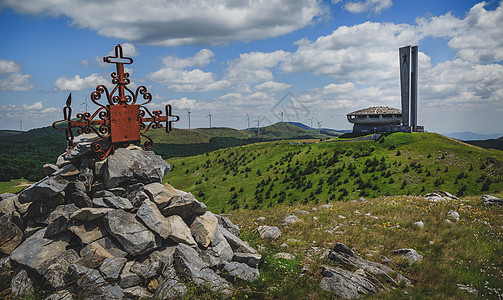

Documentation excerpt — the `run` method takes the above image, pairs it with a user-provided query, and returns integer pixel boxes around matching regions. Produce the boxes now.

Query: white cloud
[0,73,34,92]
[53,73,106,91]
[0,59,34,91]
[162,49,214,68]
[147,67,230,92]
[255,81,292,92]
[0,101,59,130]
[0,59,22,76]
[343,0,392,14]
[226,51,289,84]
[2,0,324,46]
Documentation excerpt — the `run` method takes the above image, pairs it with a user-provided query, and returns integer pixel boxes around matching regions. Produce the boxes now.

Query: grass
[212,193,503,299]
[164,132,503,213]
[0,179,32,194]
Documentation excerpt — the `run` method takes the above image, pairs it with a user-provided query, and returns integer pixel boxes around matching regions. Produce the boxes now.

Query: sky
[0,0,502,135]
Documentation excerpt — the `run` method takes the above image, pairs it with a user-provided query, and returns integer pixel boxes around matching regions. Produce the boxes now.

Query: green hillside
[0,123,337,182]
[164,132,503,212]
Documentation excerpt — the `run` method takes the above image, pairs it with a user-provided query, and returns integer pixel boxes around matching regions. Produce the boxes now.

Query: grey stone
[38,249,79,289]
[43,204,79,224]
[69,221,108,245]
[482,194,503,206]
[199,229,234,267]
[220,225,257,254]
[76,241,114,269]
[232,253,262,268]
[104,148,170,188]
[45,290,73,300]
[448,210,460,221]
[334,243,356,258]
[65,181,92,208]
[11,269,35,297]
[123,286,153,299]
[131,260,160,280]
[256,216,266,222]
[258,225,281,240]
[160,193,206,221]
[414,221,424,228]
[0,211,23,255]
[216,214,240,236]
[45,215,70,237]
[123,183,148,207]
[42,164,59,176]
[221,261,259,282]
[70,207,113,221]
[0,194,16,215]
[149,246,176,272]
[155,276,187,299]
[53,163,80,177]
[56,134,98,165]
[0,192,16,201]
[327,246,410,286]
[18,175,69,204]
[99,257,127,280]
[274,252,296,260]
[14,195,30,215]
[95,236,128,258]
[320,265,384,299]
[67,264,124,300]
[137,200,196,246]
[173,243,233,295]
[104,209,159,256]
[283,214,301,224]
[144,182,173,209]
[120,261,142,288]
[11,228,69,272]
[93,195,133,210]
[391,248,423,264]
[191,211,219,248]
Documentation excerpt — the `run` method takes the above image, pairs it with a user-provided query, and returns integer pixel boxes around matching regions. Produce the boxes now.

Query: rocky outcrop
[0,137,259,298]
[482,194,503,206]
[320,243,410,299]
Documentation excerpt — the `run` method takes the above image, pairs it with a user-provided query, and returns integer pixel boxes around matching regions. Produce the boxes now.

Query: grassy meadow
[164,132,503,213]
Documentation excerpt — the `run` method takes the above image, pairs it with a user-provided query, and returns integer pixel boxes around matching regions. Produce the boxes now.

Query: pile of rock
[320,243,411,299]
[0,134,260,299]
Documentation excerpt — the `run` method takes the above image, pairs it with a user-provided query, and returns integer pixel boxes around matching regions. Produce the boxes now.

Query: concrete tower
[399,46,418,131]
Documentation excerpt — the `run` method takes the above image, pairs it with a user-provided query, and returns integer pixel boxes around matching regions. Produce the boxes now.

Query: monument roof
[347,106,401,116]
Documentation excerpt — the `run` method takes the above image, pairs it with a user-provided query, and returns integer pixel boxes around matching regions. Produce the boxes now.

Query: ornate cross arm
[52,44,180,159]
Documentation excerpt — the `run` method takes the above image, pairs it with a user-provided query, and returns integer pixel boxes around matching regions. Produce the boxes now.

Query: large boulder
[104,148,170,188]
[0,212,23,255]
[191,211,219,248]
[173,243,233,295]
[104,209,159,256]
[320,265,384,299]
[67,264,124,299]
[10,228,69,273]
[137,200,196,246]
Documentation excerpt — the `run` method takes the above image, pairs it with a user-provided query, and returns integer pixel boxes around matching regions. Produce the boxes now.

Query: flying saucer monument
[347,46,424,133]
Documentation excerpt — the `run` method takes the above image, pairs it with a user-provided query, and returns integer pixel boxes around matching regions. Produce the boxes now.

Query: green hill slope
[164,132,503,212]
[0,123,337,182]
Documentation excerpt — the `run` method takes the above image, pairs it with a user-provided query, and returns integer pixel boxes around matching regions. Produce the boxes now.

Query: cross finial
[103,44,133,104]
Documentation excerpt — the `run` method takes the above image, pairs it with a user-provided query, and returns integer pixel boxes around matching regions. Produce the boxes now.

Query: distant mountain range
[443,131,502,141]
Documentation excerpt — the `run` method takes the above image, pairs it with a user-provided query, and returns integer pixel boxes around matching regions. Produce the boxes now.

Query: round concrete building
[347,106,402,133]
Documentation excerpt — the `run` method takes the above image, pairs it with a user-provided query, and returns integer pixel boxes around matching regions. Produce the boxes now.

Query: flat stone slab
[10,228,69,272]
[104,209,159,256]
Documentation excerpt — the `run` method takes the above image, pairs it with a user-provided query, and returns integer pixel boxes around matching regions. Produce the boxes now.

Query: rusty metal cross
[53,44,179,159]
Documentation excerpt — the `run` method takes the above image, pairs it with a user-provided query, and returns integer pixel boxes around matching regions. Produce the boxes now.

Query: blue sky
[0,0,502,134]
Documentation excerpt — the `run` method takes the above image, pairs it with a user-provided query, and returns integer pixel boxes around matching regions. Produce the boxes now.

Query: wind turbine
[255,115,263,135]
[280,109,284,123]
[246,113,250,129]
[186,108,192,131]
[316,118,323,134]
[309,116,315,129]
[206,109,213,128]
[81,94,89,112]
